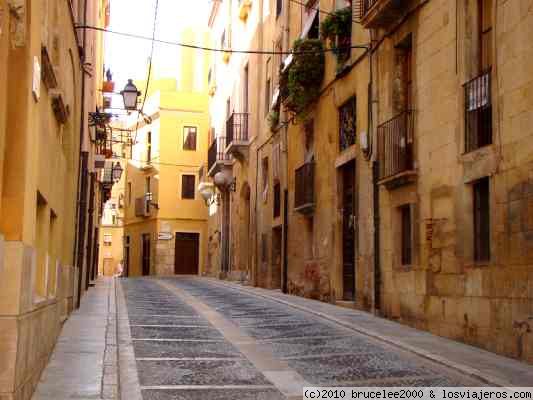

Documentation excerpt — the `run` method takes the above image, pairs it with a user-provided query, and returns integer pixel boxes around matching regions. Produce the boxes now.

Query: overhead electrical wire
[75,25,370,53]
[133,0,160,144]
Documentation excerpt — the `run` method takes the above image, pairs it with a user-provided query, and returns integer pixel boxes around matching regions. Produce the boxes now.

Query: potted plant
[102,69,115,93]
[320,7,352,64]
[279,38,325,117]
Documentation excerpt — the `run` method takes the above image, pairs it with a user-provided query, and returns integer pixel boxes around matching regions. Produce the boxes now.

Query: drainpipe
[368,30,381,314]
[281,0,291,293]
[85,172,96,289]
[251,0,265,287]
[74,0,89,308]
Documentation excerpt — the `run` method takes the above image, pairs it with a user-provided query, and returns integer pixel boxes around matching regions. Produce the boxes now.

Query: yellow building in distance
[123,30,211,277]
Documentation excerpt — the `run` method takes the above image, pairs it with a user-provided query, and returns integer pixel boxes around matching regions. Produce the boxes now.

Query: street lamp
[112,162,123,182]
[120,79,141,111]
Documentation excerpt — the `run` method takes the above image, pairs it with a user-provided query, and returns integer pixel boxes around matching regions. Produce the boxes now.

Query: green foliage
[267,110,280,132]
[279,39,325,116]
[320,7,352,63]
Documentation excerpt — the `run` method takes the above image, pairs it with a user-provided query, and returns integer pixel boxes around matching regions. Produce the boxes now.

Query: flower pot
[102,81,115,93]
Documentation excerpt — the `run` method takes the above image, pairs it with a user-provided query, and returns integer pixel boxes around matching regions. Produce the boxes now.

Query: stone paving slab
[268,335,387,358]
[205,278,533,387]
[241,323,351,340]
[136,359,273,386]
[130,325,223,340]
[141,388,286,400]
[133,339,243,359]
[128,316,209,326]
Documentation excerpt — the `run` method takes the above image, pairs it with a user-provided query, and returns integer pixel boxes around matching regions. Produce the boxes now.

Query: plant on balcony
[320,7,352,64]
[267,110,280,132]
[279,39,325,117]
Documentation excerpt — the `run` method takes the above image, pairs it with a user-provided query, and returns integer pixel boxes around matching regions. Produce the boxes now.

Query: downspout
[85,172,96,289]
[369,29,381,313]
[281,0,291,293]
[75,0,89,308]
[252,0,265,287]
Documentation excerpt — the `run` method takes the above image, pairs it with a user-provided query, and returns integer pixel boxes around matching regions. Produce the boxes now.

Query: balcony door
[341,160,356,301]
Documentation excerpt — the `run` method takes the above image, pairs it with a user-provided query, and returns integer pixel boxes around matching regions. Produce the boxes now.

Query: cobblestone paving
[121,277,485,400]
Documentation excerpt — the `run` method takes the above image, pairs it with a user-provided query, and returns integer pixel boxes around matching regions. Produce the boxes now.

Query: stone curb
[116,278,143,400]
[202,278,512,388]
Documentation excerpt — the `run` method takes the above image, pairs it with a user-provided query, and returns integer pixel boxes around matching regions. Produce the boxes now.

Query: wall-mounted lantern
[121,79,141,111]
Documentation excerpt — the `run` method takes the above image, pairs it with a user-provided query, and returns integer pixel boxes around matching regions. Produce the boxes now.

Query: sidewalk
[206,278,533,387]
[32,278,119,400]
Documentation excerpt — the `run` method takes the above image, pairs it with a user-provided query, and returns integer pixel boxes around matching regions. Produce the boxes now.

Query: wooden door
[342,161,356,301]
[141,234,151,276]
[175,233,200,275]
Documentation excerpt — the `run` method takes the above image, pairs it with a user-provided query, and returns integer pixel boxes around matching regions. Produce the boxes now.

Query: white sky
[105,0,209,90]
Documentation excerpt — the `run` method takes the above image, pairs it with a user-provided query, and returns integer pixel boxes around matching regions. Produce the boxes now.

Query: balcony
[359,0,416,29]
[377,110,416,189]
[464,69,492,153]
[225,112,249,160]
[208,136,232,177]
[294,161,315,215]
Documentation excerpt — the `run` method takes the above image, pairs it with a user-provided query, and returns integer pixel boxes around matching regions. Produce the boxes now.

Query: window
[183,126,197,150]
[473,177,490,262]
[273,182,281,218]
[395,34,413,112]
[103,234,112,246]
[304,119,315,159]
[339,97,356,151]
[182,175,196,199]
[400,205,412,266]
[276,0,283,17]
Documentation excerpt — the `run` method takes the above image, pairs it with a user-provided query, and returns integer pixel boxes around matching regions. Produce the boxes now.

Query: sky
[104,0,209,91]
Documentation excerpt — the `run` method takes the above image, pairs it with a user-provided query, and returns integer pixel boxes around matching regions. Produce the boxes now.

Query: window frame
[181,174,196,200]
[183,126,198,151]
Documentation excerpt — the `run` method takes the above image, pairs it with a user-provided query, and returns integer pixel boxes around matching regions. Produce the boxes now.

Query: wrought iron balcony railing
[208,136,230,173]
[377,110,415,181]
[226,112,249,148]
[464,69,492,153]
[294,161,315,214]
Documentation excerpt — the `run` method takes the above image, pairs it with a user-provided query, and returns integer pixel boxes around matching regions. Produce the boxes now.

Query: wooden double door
[174,232,200,275]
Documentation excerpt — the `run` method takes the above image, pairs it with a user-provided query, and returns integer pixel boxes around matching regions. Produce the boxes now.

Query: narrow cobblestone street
[33,277,533,400]
[115,277,530,400]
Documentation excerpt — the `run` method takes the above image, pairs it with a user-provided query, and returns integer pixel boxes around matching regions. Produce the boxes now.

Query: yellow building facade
[123,40,211,277]
[0,0,108,398]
